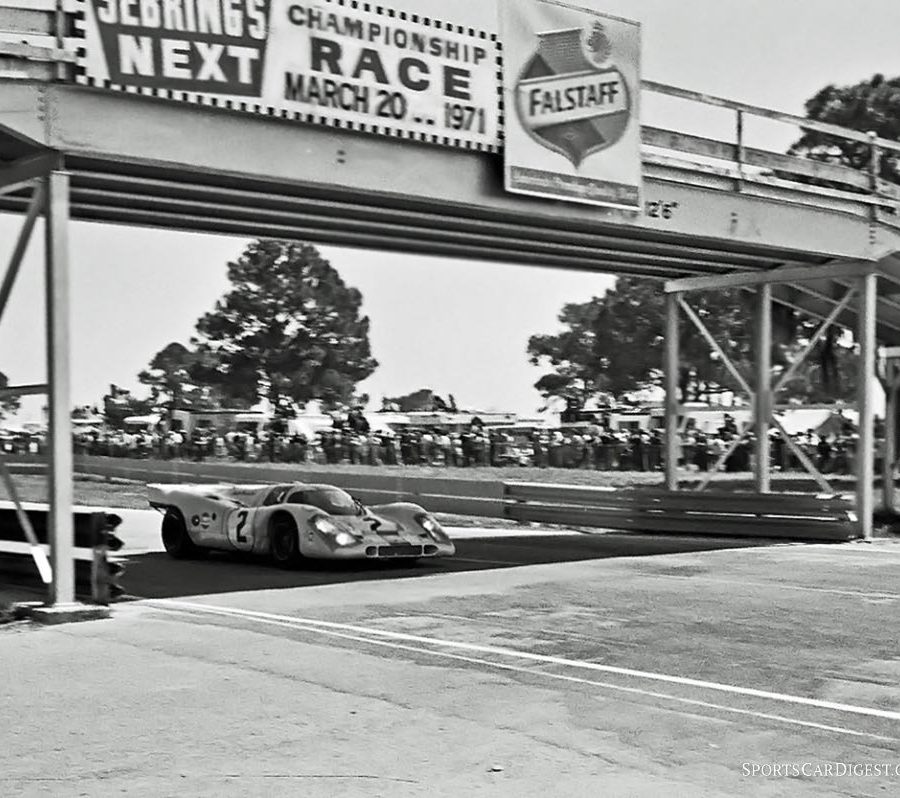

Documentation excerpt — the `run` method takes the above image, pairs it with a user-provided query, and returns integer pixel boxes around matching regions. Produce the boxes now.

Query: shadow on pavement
[120,533,774,601]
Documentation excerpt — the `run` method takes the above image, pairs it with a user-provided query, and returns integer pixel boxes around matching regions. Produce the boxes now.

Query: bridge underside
[1,82,900,341]
[3,78,900,608]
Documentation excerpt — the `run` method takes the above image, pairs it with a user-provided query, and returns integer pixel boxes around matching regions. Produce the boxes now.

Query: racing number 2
[227,508,253,551]
[234,510,249,544]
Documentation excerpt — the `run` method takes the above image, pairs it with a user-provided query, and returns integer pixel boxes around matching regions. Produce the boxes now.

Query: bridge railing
[643,81,900,208]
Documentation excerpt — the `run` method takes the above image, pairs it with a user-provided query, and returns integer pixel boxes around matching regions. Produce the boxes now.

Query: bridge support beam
[45,169,75,605]
[878,346,900,512]
[755,285,772,493]
[665,293,680,491]
[883,381,898,512]
[857,273,877,540]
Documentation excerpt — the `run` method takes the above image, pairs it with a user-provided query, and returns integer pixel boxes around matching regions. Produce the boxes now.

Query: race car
[147,481,455,566]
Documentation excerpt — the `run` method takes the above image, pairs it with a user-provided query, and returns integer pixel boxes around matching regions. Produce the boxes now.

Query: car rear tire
[161,508,202,559]
[270,515,302,568]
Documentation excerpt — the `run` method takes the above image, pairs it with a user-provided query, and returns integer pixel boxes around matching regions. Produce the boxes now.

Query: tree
[528,277,856,408]
[790,73,900,184]
[102,384,153,430]
[0,371,21,422]
[529,278,756,405]
[191,240,378,409]
[138,342,223,418]
[383,388,455,412]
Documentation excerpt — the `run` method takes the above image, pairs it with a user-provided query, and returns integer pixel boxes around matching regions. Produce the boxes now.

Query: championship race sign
[500,0,642,209]
[76,1,501,152]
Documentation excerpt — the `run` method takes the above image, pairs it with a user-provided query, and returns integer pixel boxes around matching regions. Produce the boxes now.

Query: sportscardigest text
[743,762,900,778]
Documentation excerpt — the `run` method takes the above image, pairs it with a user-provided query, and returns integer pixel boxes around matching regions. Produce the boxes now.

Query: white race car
[148,482,455,567]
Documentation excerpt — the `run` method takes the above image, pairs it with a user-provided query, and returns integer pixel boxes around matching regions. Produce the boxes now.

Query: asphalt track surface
[3,508,900,796]
[122,529,769,600]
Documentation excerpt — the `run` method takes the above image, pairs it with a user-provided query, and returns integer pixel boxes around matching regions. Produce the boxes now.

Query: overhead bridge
[2,0,900,608]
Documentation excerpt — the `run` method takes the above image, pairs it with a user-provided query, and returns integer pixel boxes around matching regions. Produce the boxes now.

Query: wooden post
[857,272,877,540]
[755,285,772,492]
[665,293,680,491]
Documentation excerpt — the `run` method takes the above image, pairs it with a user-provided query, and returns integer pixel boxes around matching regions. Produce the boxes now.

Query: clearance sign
[500,0,642,210]
[76,0,501,151]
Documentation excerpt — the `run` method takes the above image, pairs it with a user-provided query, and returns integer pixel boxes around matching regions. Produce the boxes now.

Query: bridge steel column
[45,169,75,606]
[857,272,877,541]
[664,293,680,491]
[755,285,772,493]
[883,380,897,512]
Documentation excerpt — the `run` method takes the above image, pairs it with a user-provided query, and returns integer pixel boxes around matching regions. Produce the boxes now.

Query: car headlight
[310,516,358,547]
[416,513,446,540]
[311,515,339,535]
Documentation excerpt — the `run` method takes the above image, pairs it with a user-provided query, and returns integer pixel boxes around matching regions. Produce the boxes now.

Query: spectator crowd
[1,408,870,476]
[0,414,867,477]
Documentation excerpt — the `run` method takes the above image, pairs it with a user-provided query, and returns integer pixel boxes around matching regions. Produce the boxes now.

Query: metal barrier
[504,483,858,541]
[0,507,124,602]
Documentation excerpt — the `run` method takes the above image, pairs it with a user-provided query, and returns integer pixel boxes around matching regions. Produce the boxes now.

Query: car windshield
[286,487,360,516]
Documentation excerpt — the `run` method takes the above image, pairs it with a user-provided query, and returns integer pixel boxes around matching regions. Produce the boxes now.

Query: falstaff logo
[515,21,631,167]
[90,0,271,95]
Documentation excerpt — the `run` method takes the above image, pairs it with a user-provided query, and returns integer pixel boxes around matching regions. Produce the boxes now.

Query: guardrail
[2,454,859,542]
[503,483,857,542]
[0,505,124,601]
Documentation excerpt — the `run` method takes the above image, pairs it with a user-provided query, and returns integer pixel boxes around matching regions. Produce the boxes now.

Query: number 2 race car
[148,482,456,566]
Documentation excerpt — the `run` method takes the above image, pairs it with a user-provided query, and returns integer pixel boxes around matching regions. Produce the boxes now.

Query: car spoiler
[147,483,256,509]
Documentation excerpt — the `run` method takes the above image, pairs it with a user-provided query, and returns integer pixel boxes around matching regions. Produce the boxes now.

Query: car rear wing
[147,483,269,509]
[148,483,226,508]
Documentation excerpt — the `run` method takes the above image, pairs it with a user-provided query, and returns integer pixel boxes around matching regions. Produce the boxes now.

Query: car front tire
[270,515,303,568]
[161,508,202,559]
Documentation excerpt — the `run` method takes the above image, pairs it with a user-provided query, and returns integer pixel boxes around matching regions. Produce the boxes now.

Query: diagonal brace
[0,181,45,322]
[695,424,751,492]
[0,460,53,584]
[678,296,754,399]
[770,416,833,494]
[0,153,57,197]
[772,286,857,396]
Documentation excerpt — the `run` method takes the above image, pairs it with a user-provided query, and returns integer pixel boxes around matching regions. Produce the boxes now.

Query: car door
[224,485,289,554]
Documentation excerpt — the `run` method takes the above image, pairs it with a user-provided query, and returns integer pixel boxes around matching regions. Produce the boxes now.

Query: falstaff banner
[500,0,642,209]
[76,0,501,151]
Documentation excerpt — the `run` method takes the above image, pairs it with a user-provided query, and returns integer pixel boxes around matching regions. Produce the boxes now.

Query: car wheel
[270,515,302,568]
[161,508,202,559]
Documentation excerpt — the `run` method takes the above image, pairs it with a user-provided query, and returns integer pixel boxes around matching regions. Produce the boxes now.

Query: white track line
[154,606,896,742]
[647,573,900,601]
[152,599,900,723]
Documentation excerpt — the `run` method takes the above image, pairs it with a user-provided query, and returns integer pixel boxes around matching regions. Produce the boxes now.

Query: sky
[3,0,900,424]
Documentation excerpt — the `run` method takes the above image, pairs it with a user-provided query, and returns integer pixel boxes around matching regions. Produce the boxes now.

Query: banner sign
[499,0,642,210]
[76,0,502,152]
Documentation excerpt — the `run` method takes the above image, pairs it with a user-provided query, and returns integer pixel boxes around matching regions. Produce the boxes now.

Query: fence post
[735,109,745,191]
[868,131,881,193]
